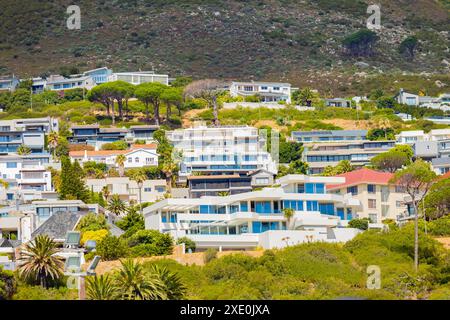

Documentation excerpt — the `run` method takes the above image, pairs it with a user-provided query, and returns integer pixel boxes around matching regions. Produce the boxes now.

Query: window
[135,157,139,163]
[395,185,405,193]
[6,162,17,168]
[128,157,132,163]
[255,177,269,185]
[367,184,376,194]
[144,187,151,192]
[15,174,21,179]
[155,186,165,193]
[347,186,358,195]
[306,201,318,211]
[368,199,377,209]
[146,158,154,164]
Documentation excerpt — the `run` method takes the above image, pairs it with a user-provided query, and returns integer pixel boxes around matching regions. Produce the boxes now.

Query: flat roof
[232,81,291,86]
[292,130,367,137]
[187,174,245,180]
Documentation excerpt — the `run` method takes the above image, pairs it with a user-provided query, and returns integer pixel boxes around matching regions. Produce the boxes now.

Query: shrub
[127,230,174,256]
[80,229,109,246]
[76,213,109,232]
[176,237,196,253]
[101,140,128,150]
[428,216,450,236]
[96,235,128,261]
[203,248,218,264]
[13,284,76,300]
[0,267,16,300]
[348,218,370,230]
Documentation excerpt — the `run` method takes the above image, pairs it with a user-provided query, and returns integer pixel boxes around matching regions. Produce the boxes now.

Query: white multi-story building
[144,175,362,250]
[108,71,169,86]
[229,81,292,104]
[0,156,52,204]
[396,129,450,144]
[166,125,277,182]
[46,75,96,91]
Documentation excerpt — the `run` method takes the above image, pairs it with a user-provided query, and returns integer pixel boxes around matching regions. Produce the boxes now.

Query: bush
[96,235,128,261]
[76,213,109,232]
[80,229,109,246]
[13,285,76,300]
[203,248,218,264]
[127,230,174,256]
[348,218,370,230]
[101,140,128,150]
[0,267,16,300]
[176,237,196,253]
[428,216,450,236]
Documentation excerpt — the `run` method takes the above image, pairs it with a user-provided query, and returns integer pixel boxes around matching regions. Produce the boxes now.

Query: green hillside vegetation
[114,223,449,300]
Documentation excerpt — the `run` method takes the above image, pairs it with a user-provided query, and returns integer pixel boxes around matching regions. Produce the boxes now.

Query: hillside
[0,0,449,95]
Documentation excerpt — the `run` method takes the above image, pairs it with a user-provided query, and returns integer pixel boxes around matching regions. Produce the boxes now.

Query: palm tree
[102,186,110,202]
[114,259,167,300]
[282,208,295,230]
[115,154,126,177]
[86,274,118,300]
[149,264,186,300]
[107,194,126,217]
[47,131,59,159]
[131,170,147,213]
[18,235,64,288]
[161,160,177,195]
[17,144,31,156]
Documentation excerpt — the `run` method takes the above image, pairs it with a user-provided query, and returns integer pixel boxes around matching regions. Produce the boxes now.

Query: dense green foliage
[0,266,16,300]
[76,213,109,232]
[348,218,370,230]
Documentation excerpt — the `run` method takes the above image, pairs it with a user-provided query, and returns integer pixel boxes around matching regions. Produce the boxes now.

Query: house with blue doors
[144,174,362,250]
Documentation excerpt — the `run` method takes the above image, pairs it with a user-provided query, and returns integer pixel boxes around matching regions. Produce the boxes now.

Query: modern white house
[46,74,96,91]
[166,125,277,182]
[108,71,169,86]
[82,67,113,85]
[69,144,159,169]
[86,177,167,204]
[144,174,362,250]
[396,129,450,144]
[0,155,53,204]
[229,81,292,104]
[0,76,19,92]
[302,140,396,174]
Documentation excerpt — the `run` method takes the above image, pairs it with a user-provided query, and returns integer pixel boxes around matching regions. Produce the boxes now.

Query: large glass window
[347,186,358,195]
[306,201,318,211]
[319,203,334,215]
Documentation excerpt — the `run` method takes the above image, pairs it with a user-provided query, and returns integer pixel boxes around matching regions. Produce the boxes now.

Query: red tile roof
[327,168,394,190]
[438,171,450,180]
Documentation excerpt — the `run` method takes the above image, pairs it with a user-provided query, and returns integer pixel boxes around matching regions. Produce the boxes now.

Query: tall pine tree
[59,156,89,202]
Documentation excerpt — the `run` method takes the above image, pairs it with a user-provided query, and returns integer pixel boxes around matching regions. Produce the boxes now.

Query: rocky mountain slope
[0,0,449,94]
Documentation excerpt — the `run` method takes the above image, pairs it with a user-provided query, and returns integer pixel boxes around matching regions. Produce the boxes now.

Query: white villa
[69,144,159,169]
[108,71,169,86]
[229,81,292,104]
[166,125,277,182]
[144,175,362,250]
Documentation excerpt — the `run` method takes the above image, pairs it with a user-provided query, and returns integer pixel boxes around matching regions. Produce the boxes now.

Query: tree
[161,159,177,195]
[76,212,109,232]
[114,259,167,300]
[130,170,147,213]
[115,207,145,237]
[47,131,59,159]
[373,117,392,140]
[115,154,126,177]
[88,83,115,123]
[135,82,168,125]
[54,136,70,159]
[18,79,33,91]
[17,144,31,156]
[283,208,295,229]
[161,87,183,119]
[102,186,111,203]
[184,79,226,126]
[59,156,89,201]
[148,264,186,300]
[293,87,316,106]
[399,36,418,59]
[421,177,450,220]
[371,146,413,173]
[390,160,437,272]
[342,29,378,56]
[107,194,126,217]
[368,128,395,141]
[176,237,196,253]
[322,160,353,176]
[348,218,370,230]
[96,235,127,261]
[86,274,118,300]
[18,235,64,288]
